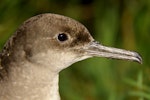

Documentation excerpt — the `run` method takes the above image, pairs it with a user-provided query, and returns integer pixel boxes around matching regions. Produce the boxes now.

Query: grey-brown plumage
[0,13,142,100]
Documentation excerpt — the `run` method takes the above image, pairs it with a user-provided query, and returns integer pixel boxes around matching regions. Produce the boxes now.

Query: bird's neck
[1,61,60,100]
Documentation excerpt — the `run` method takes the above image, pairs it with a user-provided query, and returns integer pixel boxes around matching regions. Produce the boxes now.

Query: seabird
[0,13,142,100]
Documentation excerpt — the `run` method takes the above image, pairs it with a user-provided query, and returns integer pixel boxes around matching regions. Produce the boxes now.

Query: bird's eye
[58,33,68,41]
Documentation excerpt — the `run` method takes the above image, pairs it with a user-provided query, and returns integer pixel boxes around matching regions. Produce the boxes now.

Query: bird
[0,13,142,100]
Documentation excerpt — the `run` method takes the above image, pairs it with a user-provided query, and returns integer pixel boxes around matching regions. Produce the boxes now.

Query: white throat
[0,61,61,100]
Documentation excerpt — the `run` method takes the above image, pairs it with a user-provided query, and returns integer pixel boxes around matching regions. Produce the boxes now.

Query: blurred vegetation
[0,0,149,100]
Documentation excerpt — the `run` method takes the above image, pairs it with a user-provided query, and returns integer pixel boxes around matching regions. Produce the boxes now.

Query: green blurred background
[0,0,149,100]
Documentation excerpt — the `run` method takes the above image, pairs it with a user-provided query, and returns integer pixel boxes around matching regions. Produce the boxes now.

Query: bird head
[3,14,142,72]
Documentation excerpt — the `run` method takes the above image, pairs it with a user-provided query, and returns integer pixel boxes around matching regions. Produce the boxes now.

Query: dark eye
[58,33,68,41]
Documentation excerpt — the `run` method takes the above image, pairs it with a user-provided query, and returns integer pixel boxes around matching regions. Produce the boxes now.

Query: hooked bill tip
[134,52,142,64]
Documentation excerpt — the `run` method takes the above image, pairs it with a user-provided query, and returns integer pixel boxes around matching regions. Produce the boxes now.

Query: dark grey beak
[84,41,142,64]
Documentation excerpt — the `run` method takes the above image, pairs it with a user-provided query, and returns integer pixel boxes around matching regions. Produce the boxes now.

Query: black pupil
[58,33,68,41]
